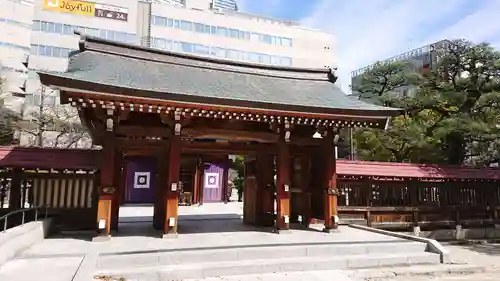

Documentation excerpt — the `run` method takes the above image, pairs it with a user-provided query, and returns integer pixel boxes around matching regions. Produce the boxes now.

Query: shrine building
[37,32,401,239]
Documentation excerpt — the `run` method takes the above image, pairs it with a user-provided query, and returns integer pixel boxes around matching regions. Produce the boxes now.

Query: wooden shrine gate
[35,32,400,239]
[2,146,500,233]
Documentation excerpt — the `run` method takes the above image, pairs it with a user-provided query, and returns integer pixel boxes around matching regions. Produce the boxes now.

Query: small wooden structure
[0,146,99,229]
[35,33,402,239]
[336,161,500,229]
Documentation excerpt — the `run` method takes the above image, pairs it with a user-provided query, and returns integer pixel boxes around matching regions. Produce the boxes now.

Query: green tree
[352,40,500,166]
[351,60,439,162]
[230,155,245,201]
[407,40,500,165]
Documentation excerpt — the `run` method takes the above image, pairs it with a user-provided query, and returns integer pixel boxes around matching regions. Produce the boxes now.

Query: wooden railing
[0,168,98,230]
[337,178,500,229]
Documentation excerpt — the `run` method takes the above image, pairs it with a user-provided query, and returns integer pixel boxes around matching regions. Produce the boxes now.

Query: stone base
[413,226,421,237]
[92,235,111,242]
[323,227,340,233]
[162,233,179,239]
[272,228,292,234]
[290,222,308,230]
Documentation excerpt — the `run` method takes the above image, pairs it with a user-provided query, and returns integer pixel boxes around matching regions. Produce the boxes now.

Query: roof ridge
[74,31,338,83]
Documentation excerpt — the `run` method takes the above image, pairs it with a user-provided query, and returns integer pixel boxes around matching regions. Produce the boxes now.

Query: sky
[237,0,500,92]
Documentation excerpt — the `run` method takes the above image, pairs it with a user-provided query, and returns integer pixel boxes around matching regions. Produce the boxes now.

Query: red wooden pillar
[257,155,275,226]
[94,133,116,241]
[163,133,180,237]
[275,130,291,232]
[323,134,339,232]
[193,159,201,205]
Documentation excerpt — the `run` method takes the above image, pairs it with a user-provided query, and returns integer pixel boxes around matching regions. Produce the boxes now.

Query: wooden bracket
[284,120,292,142]
[327,187,340,196]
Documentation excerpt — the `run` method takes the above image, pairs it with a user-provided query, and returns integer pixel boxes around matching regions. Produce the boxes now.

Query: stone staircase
[94,240,444,280]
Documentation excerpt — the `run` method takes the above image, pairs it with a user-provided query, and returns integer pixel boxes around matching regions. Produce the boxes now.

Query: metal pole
[45,206,48,219]
[3,217,7,232]
[349,128,355,160]
[35,208,38,221]
[22,212,25,226]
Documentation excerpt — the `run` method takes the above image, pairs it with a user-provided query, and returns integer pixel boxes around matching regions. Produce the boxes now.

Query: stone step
[178,264,488,281]
[97,241,427,270]
[95,252,441,280]
[346,263,487,280]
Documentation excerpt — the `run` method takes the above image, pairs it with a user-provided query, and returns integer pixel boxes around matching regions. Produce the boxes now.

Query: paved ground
[20,203,402,257]
[4,203,500,281]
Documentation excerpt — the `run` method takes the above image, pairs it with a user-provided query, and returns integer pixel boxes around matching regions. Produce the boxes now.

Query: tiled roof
[0,146,100,170]
[37,33,401,118]
[337,160,500,180]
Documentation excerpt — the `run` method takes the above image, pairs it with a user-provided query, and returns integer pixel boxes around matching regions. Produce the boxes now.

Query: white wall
[150,3,335,68]
[0,0,34,96]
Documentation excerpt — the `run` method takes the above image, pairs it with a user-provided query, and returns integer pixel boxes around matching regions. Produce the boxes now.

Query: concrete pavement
[3,203,500,281]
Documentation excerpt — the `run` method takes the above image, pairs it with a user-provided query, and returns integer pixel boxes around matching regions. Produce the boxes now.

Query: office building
[1,0,335,107]
[1,0,335,146]
[0,0,34,109]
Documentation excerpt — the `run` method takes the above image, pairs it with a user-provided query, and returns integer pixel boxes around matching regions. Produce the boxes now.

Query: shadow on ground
[459,243,500,256]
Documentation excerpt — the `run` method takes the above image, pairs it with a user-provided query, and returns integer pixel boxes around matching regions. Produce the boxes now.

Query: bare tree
[18,85,92,148]
[0,73,19,145]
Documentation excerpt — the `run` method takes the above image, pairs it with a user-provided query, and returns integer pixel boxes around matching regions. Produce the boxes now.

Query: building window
[149,37,293,67]
[180,20,192,31]
[31,44,75,58]
[229,29,238,38]
[210,47,226,58]
[282,38,292,47]
[193,44,210,55]
[194,23,204,33]
[0,17,31,28]
[0,41,30,52]
[32,20,136,44]
[150,15,294,47]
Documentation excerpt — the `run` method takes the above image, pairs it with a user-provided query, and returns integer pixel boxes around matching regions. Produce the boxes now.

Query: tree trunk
[445,132,466,165]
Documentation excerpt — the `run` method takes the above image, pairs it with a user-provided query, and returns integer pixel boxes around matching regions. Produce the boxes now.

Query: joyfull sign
[43,0,128,21]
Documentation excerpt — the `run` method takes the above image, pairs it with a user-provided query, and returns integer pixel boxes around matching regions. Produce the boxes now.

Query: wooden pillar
[365,179,373,227]
[111,151,123,231]
[409,180,419,227]
[299,155,312,227]
[94,133,116,241]
[275,129,291,232]
[154,149,168,230]
[163,132,180,237]
[193,158,201,205]
[222,159,230,203]
[256,155,275,226]
[323,134,339,232]
[199,161,205,205]
[8,168,22,209]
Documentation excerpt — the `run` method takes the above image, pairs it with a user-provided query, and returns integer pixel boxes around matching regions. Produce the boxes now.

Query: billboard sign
[94,3,128,21]
[43,0,128,21]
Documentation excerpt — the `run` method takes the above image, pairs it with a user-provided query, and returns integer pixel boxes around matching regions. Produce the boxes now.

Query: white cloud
[300,0,500,93]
